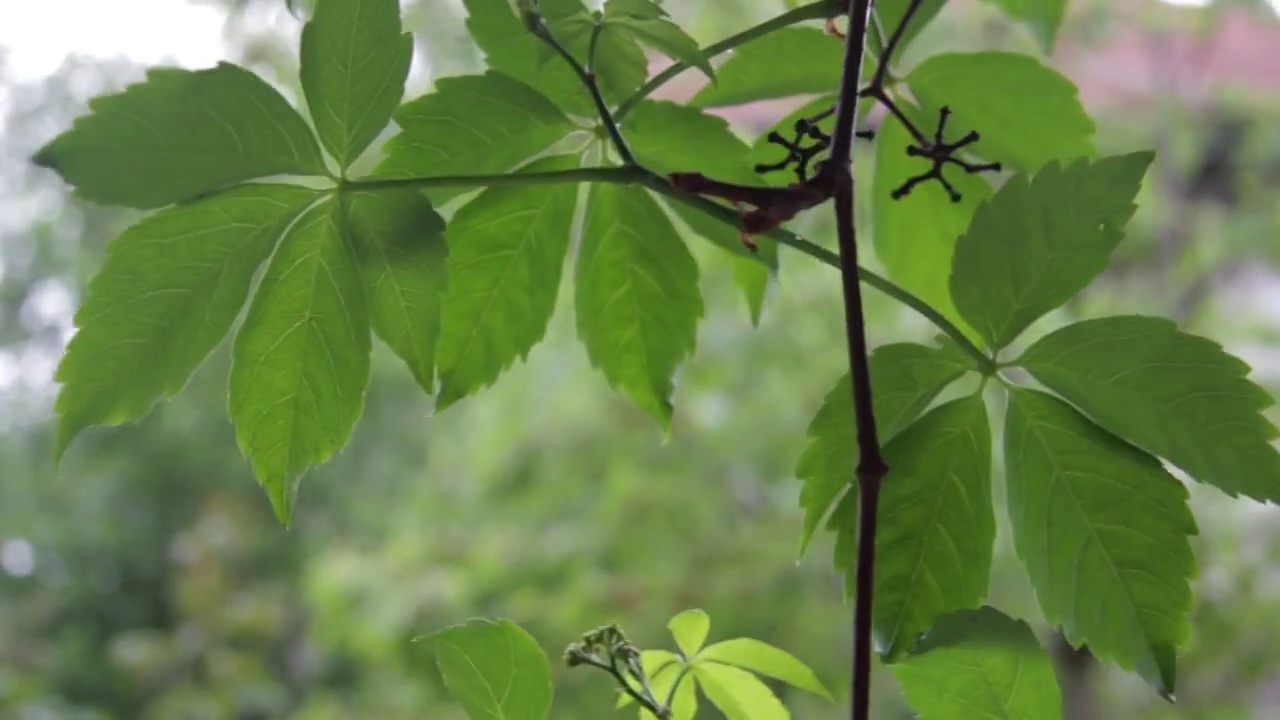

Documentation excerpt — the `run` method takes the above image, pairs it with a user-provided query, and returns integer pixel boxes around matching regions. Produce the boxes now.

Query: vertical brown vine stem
[819,1,884,718]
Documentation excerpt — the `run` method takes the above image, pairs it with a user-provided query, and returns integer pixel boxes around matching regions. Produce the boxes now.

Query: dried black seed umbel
[891,106,1002,202]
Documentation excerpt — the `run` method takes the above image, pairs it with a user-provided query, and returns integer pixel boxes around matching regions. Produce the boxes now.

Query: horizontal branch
[342,166,991,371]
[342,166,648,191]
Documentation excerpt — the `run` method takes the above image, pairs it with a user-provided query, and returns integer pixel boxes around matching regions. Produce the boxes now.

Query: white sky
[0,0,227,82]
[2,0,1277,85]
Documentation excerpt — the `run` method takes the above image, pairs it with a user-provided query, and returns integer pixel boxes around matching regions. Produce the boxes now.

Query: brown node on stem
[824,16,846,40]
[668,172,829,251]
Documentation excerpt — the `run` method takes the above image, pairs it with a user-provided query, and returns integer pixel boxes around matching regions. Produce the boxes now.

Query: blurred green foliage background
[2,0,1280,718]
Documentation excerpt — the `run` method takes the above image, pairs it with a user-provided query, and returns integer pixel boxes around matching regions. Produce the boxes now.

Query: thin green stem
[530,18,636,164]
[588,20,605,71]
[579,655,666,716]
[615,1,833,120]
[662,666,692,709]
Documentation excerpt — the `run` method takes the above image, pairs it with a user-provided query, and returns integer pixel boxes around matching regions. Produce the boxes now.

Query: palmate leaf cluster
[33,0,1280,716]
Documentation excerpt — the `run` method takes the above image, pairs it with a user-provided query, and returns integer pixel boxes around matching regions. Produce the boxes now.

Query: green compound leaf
[625,100,755,185]
[950,151,1154,350]
[694,662,787,720]
[428,618,553,720]
[299,0,412,169]
[978,0,1068,53]
[343,188,448,395]
[228,197,370,524]
[435,156,580,408]
[796,341,971,556]
[623,98,776,317]
[700,638,831,700]
[604,0,713,80]
[375,72,576,203]
[1005,388,1195,695]
[1019,316,1280,504]
[463,0,645,115]
[907,52,1095,172]
[691,28,843,108]
[870,394,994,659]
[34,62,326,209]
[575,184,703,428]
[664,197,777,323]
[873,107,990,342]
[668,609,711,658]
[55,185,317,457]
[892,607,1063,720]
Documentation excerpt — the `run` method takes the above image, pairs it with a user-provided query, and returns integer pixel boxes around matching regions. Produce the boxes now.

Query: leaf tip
[53,426,76,464]
[434,382,465,413]
[265,476,298,527]
[31,141,60,171]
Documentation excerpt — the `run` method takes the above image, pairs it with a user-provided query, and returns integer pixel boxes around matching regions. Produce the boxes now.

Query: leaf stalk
[615,1,834,120]
[528,14,637,165]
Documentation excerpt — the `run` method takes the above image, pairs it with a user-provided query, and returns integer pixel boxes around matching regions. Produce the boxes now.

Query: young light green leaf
[1018,316,1280,504]
[575,185,703,428]
[645,661,697,720]
[1005,388,1195,695]
[950,152,1154,350]
[690,28,842,107]
[299,0,412,169]
[978,0,1067,53]
[463,0,645,115]
[796,342,971,556]
[642,649,682,678]
[375,72,576,203]
[435,156,579,407]
[668,609,711,658]
[892,607,1063,720]
[55,185,317,456]
[871,0,947,62]
[617,650,682,713]
[429,618,553,720]
[604,0,714,80]
[873,108,989,342]
[907,52,1095,171]
[699,638,831,700]
[34,63,326,209]
[870,394,994,659]
[228,197,370,524]
[343,188,448,394]
[694,662,787,720]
